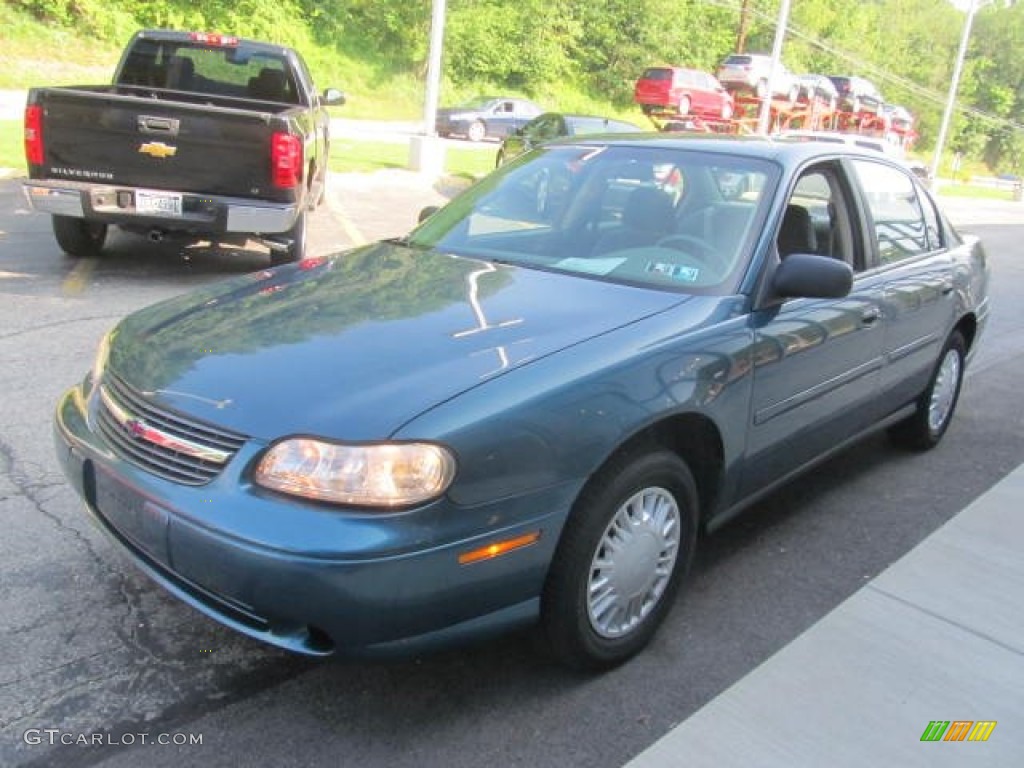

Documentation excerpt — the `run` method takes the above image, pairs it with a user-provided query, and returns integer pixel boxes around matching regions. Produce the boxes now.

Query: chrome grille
[96,374,246,485]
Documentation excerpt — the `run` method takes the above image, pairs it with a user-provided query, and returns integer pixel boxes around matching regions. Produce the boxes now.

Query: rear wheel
[270,211,307,266]
[889,331,966,451]
[52,215,107,258]
[540,450,698,670]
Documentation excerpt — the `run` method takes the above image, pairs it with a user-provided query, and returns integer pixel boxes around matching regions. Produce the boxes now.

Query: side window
[851,159,931,265]
[779,165,857,269]
[919,187,943,251]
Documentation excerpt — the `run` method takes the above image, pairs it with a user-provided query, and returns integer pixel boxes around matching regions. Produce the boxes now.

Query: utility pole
[409,0,447,175]
[736,0,753,53]
[930,0,984,184]
[756,0,791,135]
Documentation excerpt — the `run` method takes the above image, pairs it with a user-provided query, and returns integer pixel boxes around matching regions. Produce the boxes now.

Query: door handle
[861,307,881,326]
[137,115,180,135]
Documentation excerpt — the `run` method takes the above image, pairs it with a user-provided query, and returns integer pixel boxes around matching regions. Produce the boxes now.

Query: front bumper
[23,180,298,236]
[55,384,575,657]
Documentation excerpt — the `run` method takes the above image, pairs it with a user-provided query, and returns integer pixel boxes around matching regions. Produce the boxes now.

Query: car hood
[107,243,689,440]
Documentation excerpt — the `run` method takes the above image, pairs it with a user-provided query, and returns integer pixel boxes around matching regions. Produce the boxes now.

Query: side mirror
[418,206,440,223]
[772,253,852,299]
[323,88,346,106]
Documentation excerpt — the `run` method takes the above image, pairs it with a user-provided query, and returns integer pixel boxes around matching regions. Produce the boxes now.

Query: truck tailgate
[37,88,291,201]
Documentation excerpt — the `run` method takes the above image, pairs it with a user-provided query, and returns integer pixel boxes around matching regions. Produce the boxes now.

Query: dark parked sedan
[496,112,642,166]
[56,136,989,670]
[435,96,542,142]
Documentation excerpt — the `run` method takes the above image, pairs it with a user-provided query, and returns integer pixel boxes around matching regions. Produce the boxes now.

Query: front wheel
[541,451,698,670]
[52,215,107,258]
[889,331,966,451]
[467,120,486,142]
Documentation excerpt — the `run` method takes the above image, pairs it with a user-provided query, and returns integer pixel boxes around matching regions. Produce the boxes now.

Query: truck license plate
[136,190,183,217]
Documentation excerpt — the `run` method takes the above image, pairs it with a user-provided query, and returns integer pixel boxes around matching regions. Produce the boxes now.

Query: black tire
[889,331,966,451]
[467,120,486,142]
[541,450,698,671]
[52,215,107,258]
[270,211,307,266]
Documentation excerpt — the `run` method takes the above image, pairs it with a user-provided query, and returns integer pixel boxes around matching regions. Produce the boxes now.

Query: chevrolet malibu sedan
[56,136,989,670]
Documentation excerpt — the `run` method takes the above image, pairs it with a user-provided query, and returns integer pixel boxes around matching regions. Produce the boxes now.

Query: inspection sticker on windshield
[645,261,699,282]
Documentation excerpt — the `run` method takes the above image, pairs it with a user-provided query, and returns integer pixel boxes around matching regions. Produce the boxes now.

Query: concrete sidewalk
[625,463,1024,767]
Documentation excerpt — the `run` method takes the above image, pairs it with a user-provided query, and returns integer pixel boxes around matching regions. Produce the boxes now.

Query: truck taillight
[271,132,302,189]
[25,105,44,165]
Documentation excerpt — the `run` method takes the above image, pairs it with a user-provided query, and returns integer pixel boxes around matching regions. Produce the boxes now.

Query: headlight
[254,438,456,507]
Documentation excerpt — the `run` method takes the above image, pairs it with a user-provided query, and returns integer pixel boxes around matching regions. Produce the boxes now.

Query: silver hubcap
[587,487,680,639]
[928,348,961,433]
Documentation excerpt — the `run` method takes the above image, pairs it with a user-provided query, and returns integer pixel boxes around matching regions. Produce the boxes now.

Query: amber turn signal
[458,532,541,565]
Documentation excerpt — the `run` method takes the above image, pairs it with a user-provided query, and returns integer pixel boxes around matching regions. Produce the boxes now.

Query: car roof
[559,132,908,165]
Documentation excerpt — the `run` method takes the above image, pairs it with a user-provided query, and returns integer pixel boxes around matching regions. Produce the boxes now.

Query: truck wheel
[52,216,107,258]
[540,450,698,670]
[271,211,307,266]
[467,120,486,143]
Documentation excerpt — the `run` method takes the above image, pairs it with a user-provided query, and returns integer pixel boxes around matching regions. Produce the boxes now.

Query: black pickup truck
[23,29,344,264]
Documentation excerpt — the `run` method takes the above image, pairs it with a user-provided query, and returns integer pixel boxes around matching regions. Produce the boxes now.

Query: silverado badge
[138,141,177,159]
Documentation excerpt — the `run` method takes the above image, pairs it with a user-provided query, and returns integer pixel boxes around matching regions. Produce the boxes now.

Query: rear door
[848,158,956,408]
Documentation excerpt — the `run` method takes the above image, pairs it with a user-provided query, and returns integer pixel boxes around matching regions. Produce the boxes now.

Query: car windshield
[408,144,778,294]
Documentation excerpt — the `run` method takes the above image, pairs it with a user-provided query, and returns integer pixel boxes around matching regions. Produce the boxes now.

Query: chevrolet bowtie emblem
[138,141,177,159]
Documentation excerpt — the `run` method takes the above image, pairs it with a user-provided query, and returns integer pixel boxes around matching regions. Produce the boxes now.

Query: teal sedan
[55,136,989,670]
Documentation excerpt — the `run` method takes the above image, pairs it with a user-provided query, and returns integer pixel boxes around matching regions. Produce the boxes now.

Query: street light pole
[410,0,447,175]
[930,0,981,183]
[422,0,447,137]
[756,0,791,135]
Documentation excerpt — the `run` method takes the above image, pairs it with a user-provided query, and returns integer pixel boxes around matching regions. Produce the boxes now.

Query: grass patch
[936,182,1017,201]
[0,120,24,175]
[329,138,496,179]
